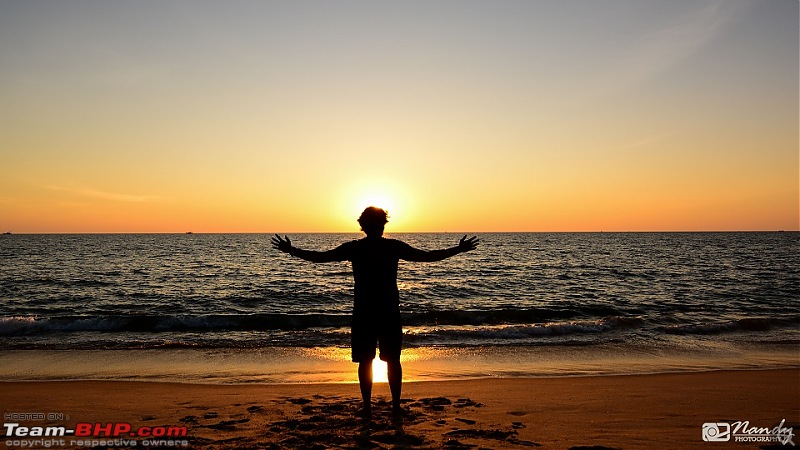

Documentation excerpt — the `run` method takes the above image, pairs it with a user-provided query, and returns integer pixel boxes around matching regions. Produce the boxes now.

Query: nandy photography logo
[702,419,795,446]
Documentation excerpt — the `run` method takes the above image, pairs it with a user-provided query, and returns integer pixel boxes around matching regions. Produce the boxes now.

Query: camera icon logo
[702,423,731,442]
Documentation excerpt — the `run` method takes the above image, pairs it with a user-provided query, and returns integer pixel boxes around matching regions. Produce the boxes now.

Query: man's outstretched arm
[400,235,479,262]
[271,235,346,263]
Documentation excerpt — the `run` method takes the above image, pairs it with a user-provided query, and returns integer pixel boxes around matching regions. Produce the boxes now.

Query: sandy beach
[2,369,797,449]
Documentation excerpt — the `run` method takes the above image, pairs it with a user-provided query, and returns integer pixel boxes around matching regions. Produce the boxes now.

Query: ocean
[1,232,798,383]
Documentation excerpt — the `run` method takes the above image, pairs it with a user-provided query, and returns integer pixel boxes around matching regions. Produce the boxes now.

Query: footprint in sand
[178,415,198,424]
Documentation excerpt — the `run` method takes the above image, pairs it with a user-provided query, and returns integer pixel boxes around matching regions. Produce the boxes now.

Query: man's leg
[380,316,404,415]
[387,360,402,414]
[352,317,377,421]
[358,360,373,420]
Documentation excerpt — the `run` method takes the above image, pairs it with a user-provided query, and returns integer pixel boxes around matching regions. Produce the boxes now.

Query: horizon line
[1,229,798,235]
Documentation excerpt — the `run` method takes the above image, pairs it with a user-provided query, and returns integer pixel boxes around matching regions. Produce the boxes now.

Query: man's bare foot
[391,404,405,418]
[360,406,372,423]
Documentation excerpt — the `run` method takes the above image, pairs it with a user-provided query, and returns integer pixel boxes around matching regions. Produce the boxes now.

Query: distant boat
[2,232,10,235]
[186,231,193,234]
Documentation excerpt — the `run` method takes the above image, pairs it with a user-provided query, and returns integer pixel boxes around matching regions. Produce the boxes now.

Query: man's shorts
[351,314,402,363]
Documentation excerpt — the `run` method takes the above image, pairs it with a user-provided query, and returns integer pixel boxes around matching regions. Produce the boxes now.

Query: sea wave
[408,316,643,341]
[0,317,643,350]
[660,316,800,335]
[401,306,625,326]
[0,310,644,337]
[8,312,800,339]
[2,313,798,350]
[0,314,349,335]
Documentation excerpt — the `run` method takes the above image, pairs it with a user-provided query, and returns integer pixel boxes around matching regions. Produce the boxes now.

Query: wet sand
[2,369,798,449]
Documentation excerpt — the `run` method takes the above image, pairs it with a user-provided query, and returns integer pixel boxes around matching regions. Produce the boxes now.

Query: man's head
[358,206,388,237]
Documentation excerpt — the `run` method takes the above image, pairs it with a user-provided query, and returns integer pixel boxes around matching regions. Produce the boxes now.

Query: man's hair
[358,206,389,230]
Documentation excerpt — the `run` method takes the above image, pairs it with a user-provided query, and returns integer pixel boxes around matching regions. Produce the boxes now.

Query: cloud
[608,0,752,88]
[44,185,160,203]
[626,133,674,150]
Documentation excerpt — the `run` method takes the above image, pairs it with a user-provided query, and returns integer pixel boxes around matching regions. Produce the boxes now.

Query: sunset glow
[0,1,797,233]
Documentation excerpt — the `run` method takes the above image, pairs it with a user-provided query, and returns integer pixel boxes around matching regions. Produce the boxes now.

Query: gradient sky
[1,0,797,232]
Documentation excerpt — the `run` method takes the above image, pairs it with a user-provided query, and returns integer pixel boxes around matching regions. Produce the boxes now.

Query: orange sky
[1,1,797,233]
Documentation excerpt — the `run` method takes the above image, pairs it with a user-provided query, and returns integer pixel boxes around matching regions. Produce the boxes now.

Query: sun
[357,192,396,217]
[372,358,388,383]
[354,191,401,232]
[327,178,419,230]
[338,180,412,231]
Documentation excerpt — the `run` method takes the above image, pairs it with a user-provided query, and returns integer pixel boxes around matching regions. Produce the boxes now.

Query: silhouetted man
[272,206,478,420]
